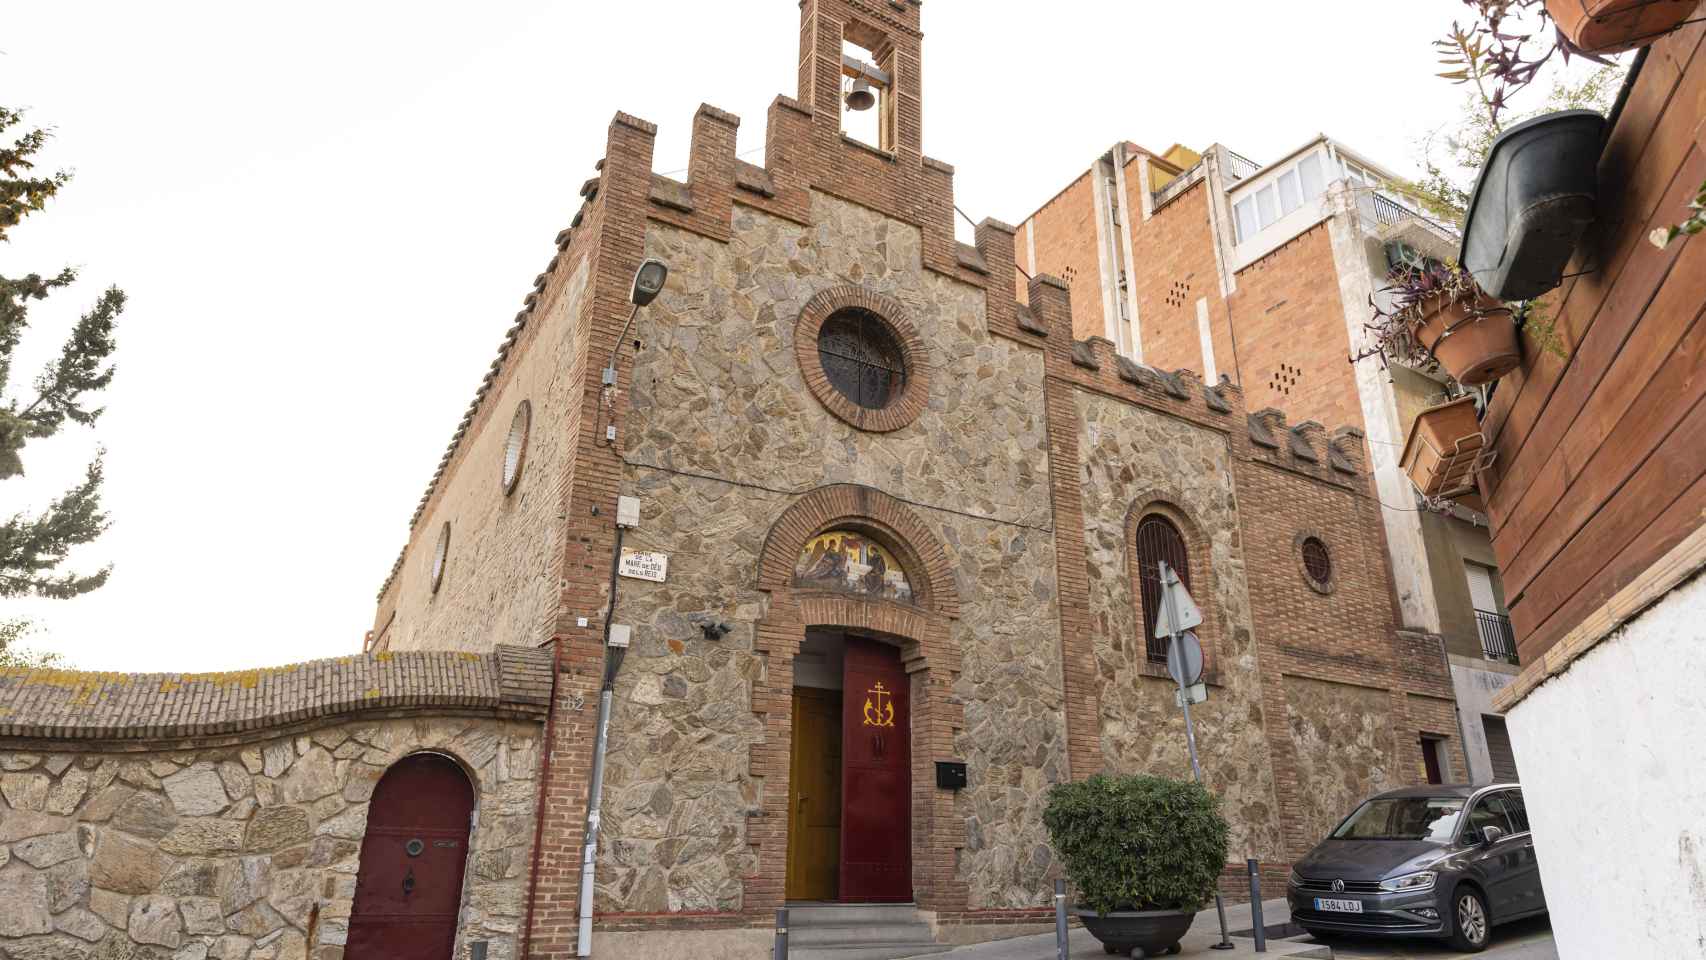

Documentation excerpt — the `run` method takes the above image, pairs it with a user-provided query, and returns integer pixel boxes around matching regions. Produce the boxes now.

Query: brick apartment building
[364,2,1460,956]
[1016,138,1526,785]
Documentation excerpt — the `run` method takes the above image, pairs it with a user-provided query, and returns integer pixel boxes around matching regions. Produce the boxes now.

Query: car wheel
[1449,886,1491,952]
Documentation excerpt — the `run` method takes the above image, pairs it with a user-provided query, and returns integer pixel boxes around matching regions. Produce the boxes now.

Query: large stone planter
[1074,908,1193,958]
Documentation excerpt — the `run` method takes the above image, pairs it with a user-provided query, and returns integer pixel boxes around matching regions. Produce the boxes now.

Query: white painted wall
[1505,572,1706,958]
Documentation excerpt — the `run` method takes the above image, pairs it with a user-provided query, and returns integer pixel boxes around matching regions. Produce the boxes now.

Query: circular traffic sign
[1166,630,1204,687]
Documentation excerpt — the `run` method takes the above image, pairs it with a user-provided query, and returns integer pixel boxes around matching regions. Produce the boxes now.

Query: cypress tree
[1,105,125,601]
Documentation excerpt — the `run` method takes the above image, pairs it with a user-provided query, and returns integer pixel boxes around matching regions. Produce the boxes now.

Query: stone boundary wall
[0,647,553,960]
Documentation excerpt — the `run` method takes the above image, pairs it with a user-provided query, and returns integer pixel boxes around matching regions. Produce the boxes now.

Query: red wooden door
[347,753,475,959]
[840,636,911,902]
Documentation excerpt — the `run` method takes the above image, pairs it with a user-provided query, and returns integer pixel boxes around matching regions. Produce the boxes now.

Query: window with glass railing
[1232,149,1331,244]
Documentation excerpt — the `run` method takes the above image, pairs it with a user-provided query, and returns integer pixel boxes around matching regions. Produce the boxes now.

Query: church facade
[370,1,1460,954]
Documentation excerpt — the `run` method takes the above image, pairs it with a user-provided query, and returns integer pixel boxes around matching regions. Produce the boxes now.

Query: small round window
[502,400,531,495]
[1301,536,1333,592]
[430,522,450,594]
[817,308,908,410]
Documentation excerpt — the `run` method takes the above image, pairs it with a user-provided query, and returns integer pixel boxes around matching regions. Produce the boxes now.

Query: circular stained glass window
[1301,537,1333,586]
[431,522,451,594]
[502,400,531,495]
[817,308,908,410]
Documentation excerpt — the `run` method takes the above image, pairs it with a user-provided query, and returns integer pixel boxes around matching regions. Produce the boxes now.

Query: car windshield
[1331,797,1465,842]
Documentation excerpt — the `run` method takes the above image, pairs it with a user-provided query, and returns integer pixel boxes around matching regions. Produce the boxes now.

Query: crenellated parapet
[1061,333,1243,434]
[1247,406,1366,487]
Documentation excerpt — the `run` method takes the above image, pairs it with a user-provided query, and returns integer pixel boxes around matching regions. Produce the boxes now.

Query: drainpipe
[520,637,563,960]
[1438,633,1474,782]
[578,523,629,957]
[575,259,664,957]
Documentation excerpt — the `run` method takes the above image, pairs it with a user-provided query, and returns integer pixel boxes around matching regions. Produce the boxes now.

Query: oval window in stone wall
[431,522,450,594]
[1300,536,1334,594]
[502,400,531,496]
[795,285,931,433]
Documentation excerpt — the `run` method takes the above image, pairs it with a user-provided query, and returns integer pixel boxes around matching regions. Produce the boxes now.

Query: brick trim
[794,285,933,433]
[1124,494,1227,685]
[1293,528,1337,596]
[747,483,968,916]
[757,483,961,619]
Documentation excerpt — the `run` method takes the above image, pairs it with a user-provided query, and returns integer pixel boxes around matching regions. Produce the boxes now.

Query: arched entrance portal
[756,485,966,915]
[347,753,475,959]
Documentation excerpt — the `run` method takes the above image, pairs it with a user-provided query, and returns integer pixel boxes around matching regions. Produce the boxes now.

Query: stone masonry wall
[598,193,1068,914]
[0,649,550,960]
[1282,675,1400,847]
[1076,390,1287,863]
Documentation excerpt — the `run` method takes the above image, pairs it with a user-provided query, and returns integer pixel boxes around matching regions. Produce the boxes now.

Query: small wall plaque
[935,760,967,790]
[618,549,669,583]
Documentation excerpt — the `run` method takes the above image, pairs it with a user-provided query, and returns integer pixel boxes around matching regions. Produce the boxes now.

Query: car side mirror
[1481,825,1505,846]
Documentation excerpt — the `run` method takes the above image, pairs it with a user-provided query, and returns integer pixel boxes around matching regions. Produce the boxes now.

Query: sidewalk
[919,898,1329,959]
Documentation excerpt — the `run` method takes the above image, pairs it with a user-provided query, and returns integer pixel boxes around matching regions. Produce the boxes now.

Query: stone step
[790,921,937,946]
[787,902,926,927]
[790,944,954,960]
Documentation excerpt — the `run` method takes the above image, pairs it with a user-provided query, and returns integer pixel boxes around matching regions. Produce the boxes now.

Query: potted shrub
[1400,396,1490,500]
[1548,0,1701,54]
[1359,260,1522,386]
[1043,774,1230,959]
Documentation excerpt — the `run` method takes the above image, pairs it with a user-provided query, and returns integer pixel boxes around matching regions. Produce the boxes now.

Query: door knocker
[402,867,416,897]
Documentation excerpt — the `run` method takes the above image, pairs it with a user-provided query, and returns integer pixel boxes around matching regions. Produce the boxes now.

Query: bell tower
[798,0,924,158]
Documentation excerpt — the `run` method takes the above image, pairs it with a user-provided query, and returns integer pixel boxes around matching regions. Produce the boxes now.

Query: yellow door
[786,687,842,900]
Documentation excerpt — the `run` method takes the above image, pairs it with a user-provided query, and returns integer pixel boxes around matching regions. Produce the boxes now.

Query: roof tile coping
[381,183,598,602]
[0,645,554,744]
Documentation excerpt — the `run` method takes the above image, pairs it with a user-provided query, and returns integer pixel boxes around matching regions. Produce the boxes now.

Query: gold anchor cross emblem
[862,682,896,728]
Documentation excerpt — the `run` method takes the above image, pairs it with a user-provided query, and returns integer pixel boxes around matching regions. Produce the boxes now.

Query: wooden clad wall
[1478,22,1706,666]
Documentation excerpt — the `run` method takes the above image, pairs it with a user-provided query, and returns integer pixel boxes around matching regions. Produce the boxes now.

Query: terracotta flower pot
[1399,396,1487,499]
[1547,0,1701,54]
[1413,293,1521,386]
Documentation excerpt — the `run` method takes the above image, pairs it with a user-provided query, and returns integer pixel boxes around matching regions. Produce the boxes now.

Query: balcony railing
[1475,609,1519,664]
[1227,150,1260,181]
[1364,190,1460,241]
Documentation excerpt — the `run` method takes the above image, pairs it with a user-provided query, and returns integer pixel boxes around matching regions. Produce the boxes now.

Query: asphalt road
[1299,914,1555,959]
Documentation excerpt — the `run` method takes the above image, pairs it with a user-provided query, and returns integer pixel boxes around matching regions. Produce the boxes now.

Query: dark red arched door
[347,753,475,959]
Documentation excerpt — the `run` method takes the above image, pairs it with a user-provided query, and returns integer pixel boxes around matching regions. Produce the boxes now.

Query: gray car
[1285,783,1546,952]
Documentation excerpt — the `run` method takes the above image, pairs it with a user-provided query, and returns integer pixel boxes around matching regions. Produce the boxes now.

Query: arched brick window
[1134,514,1190,663]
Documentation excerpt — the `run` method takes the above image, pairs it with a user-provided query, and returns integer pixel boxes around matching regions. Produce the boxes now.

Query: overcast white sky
[3,1,1551,671]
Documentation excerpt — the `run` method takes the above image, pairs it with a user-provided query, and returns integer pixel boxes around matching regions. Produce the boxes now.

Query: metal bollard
[1054,878,1069,960]
[1247,859,1266,953]
[774,907,789,960]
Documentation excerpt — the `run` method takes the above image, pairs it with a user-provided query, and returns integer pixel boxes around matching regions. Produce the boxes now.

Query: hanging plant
[1355,261,1527,385]
[1650,177,1706,248]
[1437,1,1616,130]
